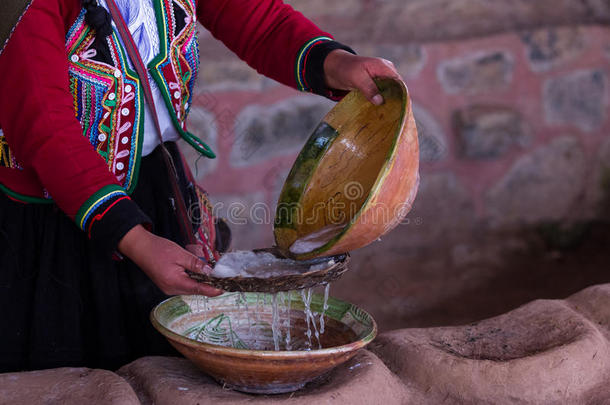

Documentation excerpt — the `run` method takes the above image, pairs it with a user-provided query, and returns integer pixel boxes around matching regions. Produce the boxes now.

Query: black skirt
[0,142,197,372]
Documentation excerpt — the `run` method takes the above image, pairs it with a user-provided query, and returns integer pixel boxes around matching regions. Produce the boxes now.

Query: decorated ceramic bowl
[274,78,419,260]
[151,292,377,394]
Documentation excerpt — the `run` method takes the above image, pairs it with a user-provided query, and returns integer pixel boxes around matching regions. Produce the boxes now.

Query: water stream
[271,293,280,351]
[186,286,332,352]
[320,283,330,334]
[300,287,322,350]
[186,250,340,351]
[283,292,292,350]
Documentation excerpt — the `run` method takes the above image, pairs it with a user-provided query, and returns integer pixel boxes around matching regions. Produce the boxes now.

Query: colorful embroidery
[295,36,333,92]
[66,9,144,194]
[0,131,13,168]
[0,1,213,208]
[0,129,24,172]
[86,195,131,237]
[75,184,128,231]
[149,0,215,158]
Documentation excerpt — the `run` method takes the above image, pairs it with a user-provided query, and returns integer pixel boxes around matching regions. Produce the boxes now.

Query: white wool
[211,251,336,279]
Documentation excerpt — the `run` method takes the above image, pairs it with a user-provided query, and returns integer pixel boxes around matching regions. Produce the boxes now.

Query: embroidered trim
[66,11,145,194]
[87,195,130,237]
[109,33,145,192]
[149,0,215,158]
[0,132,14,168]
[66,9,87,47]
[75,184,128,231]
[295,36,333,92]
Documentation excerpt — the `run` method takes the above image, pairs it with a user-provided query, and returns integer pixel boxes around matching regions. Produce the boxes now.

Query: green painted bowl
[274,78,419,260]
[151,292,377,394]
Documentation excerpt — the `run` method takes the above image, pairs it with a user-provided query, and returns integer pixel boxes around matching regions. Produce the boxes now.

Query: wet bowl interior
[274,78,419,260]
[151,292,377,394]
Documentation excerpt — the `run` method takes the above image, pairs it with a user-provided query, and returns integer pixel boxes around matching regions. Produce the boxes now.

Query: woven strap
[106,0,196,245]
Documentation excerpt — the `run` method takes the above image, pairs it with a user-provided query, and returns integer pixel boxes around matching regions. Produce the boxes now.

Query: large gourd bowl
[151,293,377,394]
[274,78,419,260]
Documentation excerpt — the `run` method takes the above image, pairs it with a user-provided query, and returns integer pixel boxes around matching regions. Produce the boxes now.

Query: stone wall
[183,0,610,330]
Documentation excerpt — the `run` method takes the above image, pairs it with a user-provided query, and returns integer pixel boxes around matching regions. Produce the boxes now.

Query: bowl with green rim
[274,78,419,260]
[150,292,377,394]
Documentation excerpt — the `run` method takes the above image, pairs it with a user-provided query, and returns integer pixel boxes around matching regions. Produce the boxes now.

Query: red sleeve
[0,0,148,254]
[196,0,333,89]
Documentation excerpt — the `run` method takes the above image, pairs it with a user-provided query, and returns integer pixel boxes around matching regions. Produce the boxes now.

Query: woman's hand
[323,49,402,105]
[118,225,222,296]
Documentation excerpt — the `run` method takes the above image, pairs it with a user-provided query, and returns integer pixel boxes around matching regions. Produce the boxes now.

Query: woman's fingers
[167,272,223,297]
[359,58,402,105]
[174,249,223,296]
[193,281,223,297]
[356,72,385,106]
[176,249,207,274]
[323,50,404,106]
[121,226,223,297]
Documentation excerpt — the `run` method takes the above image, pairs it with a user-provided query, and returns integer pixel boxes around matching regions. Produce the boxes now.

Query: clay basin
[274,78,419,260]
[151,292,377,394]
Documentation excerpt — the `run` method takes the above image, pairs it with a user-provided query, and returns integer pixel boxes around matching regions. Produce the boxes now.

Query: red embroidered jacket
[0,0,351,254]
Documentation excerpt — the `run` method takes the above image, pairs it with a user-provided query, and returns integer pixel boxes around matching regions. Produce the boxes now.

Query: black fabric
[82,0,113,62]
[0,141,197,372]
[304,40,356,98]
[88,194,151,259]
[172,1,187,37]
